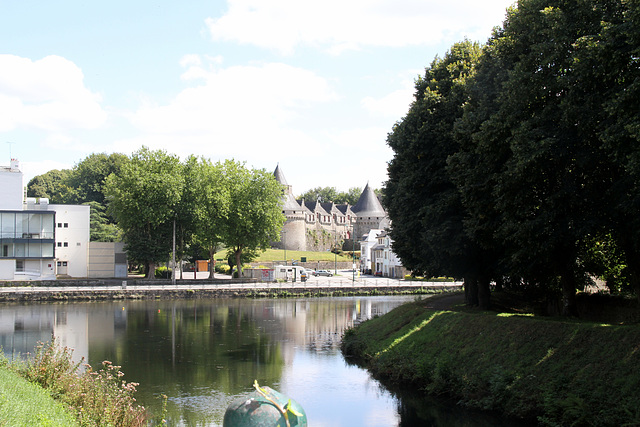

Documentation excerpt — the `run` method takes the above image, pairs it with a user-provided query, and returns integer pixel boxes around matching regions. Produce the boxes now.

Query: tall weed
[13,339,146,427]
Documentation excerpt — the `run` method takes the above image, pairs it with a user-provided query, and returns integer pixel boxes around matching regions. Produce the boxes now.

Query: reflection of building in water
[243,298,387,361]
[0,304,127,365]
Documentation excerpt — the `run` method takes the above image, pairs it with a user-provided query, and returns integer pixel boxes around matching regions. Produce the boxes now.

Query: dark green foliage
[385,0,640,308]
[298,186,363,205]
[105,147,184,278]
[27,169,74,203]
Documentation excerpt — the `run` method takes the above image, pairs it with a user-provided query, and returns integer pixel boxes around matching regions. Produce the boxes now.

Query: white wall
[0,259,15,280]
[51,204,90,278]
[0,162,24,210]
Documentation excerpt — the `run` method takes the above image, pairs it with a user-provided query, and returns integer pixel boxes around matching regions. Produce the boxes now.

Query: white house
[370,231,406,278]
[359,229,384,274]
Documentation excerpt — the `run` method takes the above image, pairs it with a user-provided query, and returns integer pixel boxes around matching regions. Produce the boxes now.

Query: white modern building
[49,203,90,278]
[0,160,91,280]
[0,160,56,280]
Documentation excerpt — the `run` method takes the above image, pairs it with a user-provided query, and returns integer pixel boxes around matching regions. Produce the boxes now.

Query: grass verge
[341,301,640,426]
[0,366,79,426]
[2,340,147,427]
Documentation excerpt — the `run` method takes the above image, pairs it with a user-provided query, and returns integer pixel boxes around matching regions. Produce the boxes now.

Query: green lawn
[215,248,358,263]
[0,366,79,427]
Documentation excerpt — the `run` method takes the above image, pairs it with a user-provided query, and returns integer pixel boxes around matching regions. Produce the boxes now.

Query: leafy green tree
[337,187,362,205]
[298,187,339,203]
[471,0,621,314]
[27,169,73,203]
[84,201,121,242]
[66,153,128,205]
[384,40,487,306]
[218,161,286,277]
[105,147,184,279]
[299,186,364,205]
[596,0,640,299]
[187,157,228,279]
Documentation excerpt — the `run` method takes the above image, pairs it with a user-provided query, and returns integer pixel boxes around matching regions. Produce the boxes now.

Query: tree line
[28,147,285,279]
[383,0,640,313]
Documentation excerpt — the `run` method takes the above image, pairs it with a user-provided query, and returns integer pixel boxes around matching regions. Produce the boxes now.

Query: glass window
[1,213,15,239]
[28,214,41,237]
[42,242,54,258]
[14,243,25,257]
[42,215,54,239]
[28,242,41,257]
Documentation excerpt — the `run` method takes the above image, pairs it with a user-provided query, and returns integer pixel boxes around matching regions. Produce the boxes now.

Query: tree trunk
[146,261,156,280]
[560,269,577,317]
[478,276,491,310]
[208,246,216,279]
[235,249,243,278]
[464,275,478,306]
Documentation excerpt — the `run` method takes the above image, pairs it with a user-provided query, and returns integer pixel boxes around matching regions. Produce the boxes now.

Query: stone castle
[272,165,389,252]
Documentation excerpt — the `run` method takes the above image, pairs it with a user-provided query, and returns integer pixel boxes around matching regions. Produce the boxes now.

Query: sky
[0,0,515,195]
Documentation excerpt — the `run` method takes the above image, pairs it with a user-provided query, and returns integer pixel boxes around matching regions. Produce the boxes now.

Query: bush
[215,264,230,274]
[154,266,171,279]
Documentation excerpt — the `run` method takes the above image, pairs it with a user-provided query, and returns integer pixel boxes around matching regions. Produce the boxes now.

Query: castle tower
[273,165,306,251]
[351,183,389,241]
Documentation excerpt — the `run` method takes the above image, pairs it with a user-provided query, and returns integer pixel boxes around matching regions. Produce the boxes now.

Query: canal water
[0,296,518,426]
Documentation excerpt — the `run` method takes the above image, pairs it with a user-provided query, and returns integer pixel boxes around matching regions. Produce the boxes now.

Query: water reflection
[0,296,518,426]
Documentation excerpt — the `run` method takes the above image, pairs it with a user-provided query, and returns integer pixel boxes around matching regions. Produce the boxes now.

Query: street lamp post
[333,223,337,275]
[283,230,287,265]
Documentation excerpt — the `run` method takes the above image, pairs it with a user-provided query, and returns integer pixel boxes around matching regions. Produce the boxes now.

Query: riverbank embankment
[0,279,461,302]
[341,297,640,426]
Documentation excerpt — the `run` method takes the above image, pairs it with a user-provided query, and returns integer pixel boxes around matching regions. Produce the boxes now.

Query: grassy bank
[1,341,147,427]
[341,297,640,426]
[216,248,355,263]
[0,366,79,426]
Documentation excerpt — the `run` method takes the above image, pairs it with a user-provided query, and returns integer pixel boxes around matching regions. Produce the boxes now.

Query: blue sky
[1,0,514,194]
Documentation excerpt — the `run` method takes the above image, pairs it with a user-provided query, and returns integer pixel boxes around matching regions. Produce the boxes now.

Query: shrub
[154,266,171,279]
[215,264,230,274]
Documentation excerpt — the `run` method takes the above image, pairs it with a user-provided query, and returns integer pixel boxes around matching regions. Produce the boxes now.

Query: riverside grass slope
[0,366,79,427]
[341,297,640,426]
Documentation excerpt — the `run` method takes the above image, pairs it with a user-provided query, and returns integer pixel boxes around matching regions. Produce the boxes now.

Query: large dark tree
[383,40,490,307]
[452,0,628,313]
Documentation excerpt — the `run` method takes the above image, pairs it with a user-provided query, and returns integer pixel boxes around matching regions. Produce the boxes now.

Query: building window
[57,242,62,247]
[63,223,69,228]
[58,223,62,228]
[63,242,68,247]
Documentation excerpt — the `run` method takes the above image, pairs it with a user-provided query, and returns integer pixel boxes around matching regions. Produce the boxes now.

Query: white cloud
[121,60,337,165]
[361,86,414,118]
[0,55,107,132]
[21,159,75,185]
[206,0,513,54]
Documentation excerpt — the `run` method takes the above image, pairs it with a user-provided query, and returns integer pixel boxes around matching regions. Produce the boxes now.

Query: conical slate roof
[273,164,288,186]
[352,183,386,217]
[273,165,300,212]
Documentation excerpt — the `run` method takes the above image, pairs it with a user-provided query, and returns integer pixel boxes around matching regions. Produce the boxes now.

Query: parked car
[314,269,333,277]
[305,268,317,276]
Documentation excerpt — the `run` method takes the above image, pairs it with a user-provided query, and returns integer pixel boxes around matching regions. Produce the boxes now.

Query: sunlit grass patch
[0,366,79,426]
